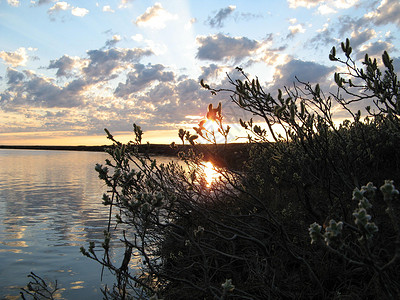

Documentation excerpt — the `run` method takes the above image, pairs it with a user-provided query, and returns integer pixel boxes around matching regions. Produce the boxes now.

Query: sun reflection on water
[203,161,219,187]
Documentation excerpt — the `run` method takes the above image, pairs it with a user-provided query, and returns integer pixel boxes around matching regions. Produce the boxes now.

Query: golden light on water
[203,161,219,187]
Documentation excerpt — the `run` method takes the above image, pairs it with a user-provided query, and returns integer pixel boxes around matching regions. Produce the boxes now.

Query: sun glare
[203,161,219,187]
[204,119,219,132]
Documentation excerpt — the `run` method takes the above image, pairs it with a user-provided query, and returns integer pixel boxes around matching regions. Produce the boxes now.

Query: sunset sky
[0,0,399,145]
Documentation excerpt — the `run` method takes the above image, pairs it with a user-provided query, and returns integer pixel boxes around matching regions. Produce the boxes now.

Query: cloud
[288,0,323,9]
[0,69,84,108]
[131,34,143,42]
[234,12,263,22]
[184,18,197,31]
[48,1,70,14]
[206,5,236,28]
[317,4,337,14]
[114,63,175,98]
[103,5,115,13]
[6,68,25,84]
[71,7,89,17]
[393,57,400,72]
[83,48,153,82]
[48,55,78,77]
[0,48,29,67]
[7,0,20,7]
[135,2,178,29]
[335,0,400,41]
[272,58,335,87]
[288,0,358,10]
[1,44,156,114]
[356,40,395,60]
[287,24,306,38]
[104,35,122,49]
[308,24,337,50]
[48,2,89,18]
[198,64,223,81]
[364,0,400,27]
[142,78,217,126]
[119,0,134,9]
[349,29,377,49]
[34,0,54,5]
[196,34,260,62]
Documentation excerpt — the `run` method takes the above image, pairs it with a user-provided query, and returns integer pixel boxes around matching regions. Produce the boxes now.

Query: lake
[0,149,174,299]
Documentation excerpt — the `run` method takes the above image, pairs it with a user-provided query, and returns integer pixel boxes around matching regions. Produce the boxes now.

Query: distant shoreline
[0,145,108,152]
[0,143,250,168]
[0,144,179,155]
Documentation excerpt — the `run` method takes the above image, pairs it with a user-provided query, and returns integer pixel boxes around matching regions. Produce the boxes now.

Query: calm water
[0,149,175,299]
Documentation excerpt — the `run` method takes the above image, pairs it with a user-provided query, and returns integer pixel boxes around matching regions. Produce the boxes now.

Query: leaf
[189,135,198,145]
[382,51,393,70]
[341,41,346,53]
[315,84,320,96]
[239,118,247,129]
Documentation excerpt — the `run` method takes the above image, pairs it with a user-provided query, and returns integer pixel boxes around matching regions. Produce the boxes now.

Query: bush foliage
[81,39,400,299]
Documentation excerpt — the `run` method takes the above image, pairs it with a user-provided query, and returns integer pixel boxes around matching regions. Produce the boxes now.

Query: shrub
[82,39,400,299]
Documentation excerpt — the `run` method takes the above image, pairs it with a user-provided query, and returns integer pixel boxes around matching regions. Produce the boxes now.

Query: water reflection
[0,149,177,299]
[203,161,219,187]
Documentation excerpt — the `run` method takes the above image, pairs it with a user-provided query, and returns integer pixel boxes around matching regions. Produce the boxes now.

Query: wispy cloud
[206,5,236,28]
[104,35,122,49]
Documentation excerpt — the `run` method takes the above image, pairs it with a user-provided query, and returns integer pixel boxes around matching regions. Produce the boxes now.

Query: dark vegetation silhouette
[81,39,400,299]
[22,39,400,299]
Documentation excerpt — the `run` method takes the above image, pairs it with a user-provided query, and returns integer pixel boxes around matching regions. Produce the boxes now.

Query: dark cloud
[146,82,175,104]
[198,64,222,81]
[84,48,153,82]
[272,59,335,87]
[6,68,25,84]
[206,6,236,28]
[114,63,175,98]
[355,40,395,60]
[35,0,54,6]
[176,79,203,103]
[309,0,399,56]
[337,16,363,37]
[48,55,75,77]
[0,69,83,108]
[152,79,215,124]
[393,57,400,73]
[349,29,376,49]
[337,0,400,37]
[308,27,337,50]
[366,0,400,27]
[196,33,259,62]
[104,36,121,49]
